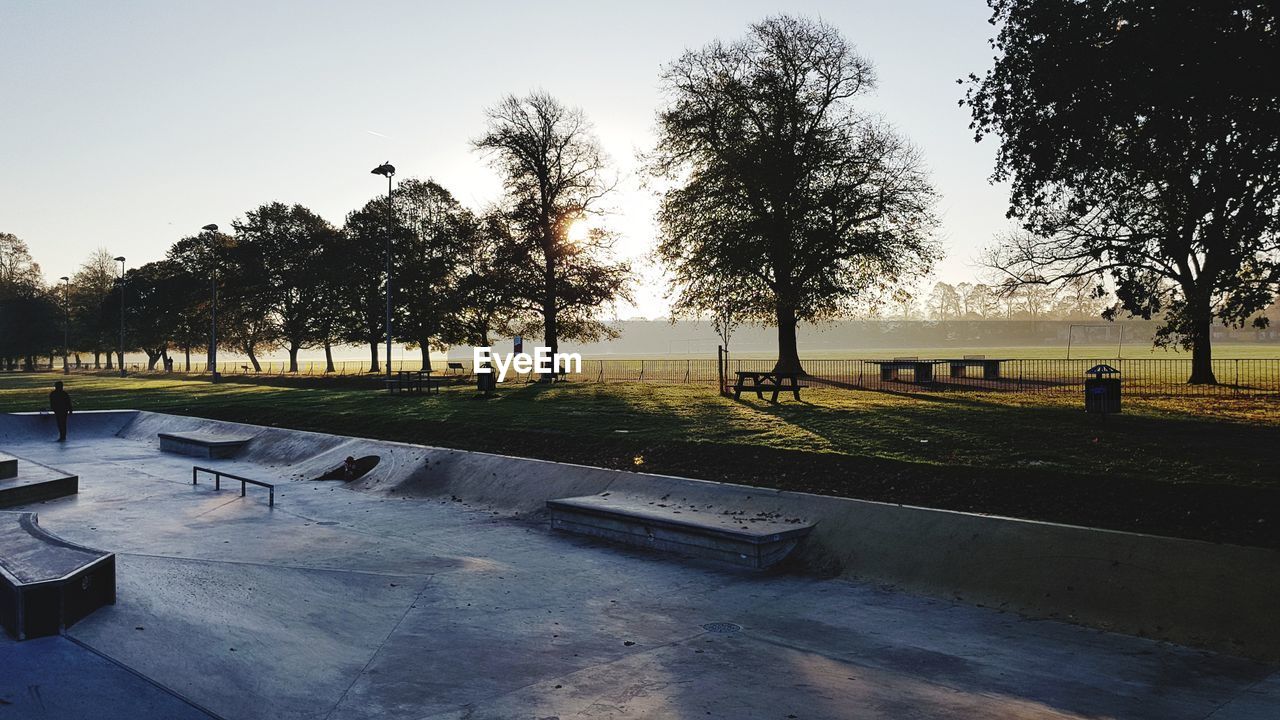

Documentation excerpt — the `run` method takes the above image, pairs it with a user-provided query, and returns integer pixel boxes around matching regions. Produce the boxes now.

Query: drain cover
[701,622,742,634]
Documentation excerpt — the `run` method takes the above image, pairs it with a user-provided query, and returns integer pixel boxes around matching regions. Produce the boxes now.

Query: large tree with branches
[473,92,631,368]
[967,0,1280,384]
[649,15,939,375]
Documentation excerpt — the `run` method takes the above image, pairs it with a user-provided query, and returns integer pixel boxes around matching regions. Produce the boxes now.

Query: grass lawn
[3,372,1277,547]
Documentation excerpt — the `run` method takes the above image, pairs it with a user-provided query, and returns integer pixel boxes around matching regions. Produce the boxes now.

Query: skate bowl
[2,409,1278,660]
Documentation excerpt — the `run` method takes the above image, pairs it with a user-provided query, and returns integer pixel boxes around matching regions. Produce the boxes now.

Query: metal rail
[192,466,275,507]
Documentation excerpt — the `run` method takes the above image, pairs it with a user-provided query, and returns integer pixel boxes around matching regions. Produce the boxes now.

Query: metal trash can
[1084,364,1121,414]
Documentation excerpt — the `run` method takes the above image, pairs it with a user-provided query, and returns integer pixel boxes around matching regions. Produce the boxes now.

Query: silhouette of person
[343,456,358,480]
[50,380,73,442]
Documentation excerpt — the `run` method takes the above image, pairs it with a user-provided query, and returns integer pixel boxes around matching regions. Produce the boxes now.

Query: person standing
[49,380,73,442]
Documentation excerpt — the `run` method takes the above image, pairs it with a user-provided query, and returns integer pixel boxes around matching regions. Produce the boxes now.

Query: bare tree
[473,92,631,371]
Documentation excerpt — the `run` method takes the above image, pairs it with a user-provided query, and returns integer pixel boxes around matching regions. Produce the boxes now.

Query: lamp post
[202,224,220,382]
[59,276,70,374]
[114,256,126,377]
[371,161,395,378]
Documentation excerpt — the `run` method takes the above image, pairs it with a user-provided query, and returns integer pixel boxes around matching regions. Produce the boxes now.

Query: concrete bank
[4,409,1276,660]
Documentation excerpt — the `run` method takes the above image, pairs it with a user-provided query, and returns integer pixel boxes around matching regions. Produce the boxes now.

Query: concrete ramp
[0,410,140,444]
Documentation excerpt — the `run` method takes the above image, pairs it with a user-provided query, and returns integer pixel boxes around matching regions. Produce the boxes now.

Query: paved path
[1,430,1276,719]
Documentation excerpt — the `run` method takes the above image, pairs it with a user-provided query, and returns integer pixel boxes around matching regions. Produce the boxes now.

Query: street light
[59,276,70,374]
[202,224,220,383]
[114,256,126,377]
[371,161,395,378]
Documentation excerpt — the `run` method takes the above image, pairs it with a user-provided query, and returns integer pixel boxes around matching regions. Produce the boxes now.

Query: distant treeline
[514,319,1280,358]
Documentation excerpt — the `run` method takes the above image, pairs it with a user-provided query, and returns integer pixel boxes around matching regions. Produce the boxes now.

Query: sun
[566,219,590,243]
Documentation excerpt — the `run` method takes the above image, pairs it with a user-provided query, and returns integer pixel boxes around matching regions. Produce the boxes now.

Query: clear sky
[1,0,1010,318]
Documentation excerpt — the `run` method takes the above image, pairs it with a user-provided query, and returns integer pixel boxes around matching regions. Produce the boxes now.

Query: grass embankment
[3,372,1277,547]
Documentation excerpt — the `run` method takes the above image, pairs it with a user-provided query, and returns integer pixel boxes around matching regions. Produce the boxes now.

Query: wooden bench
[446,362,467,375]
[0,512,115,640]
[192,466,276,507]
[158,432,253,459]
[385,370,439,395]
[0,454,79,508]
[547,495,813,570]
[945,355,1007,380]
[732,371,806,402]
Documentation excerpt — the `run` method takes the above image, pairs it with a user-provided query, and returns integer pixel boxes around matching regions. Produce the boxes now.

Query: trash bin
[1084,364,1121,414]
[477,362,497,394]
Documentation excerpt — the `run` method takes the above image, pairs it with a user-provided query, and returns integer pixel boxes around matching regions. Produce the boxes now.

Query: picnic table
[942,356,1008,380]
[732,371,805,402]
[866,359,944,384]
[385,370,439,395]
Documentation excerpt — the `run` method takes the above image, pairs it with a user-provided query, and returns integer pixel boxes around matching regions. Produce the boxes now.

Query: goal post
[1066,324,1124,360]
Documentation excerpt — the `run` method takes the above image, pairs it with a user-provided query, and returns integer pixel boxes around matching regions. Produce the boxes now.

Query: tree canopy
[649,15,939,374]
[966,0,1280,383]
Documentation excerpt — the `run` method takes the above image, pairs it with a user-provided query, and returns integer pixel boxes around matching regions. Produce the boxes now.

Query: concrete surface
[0,410,1276,718]
[20,408,1275,659]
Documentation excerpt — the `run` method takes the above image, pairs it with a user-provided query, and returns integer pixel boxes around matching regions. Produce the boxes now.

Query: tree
[446,211,523,348]
[473,92,632,371]
[392,179,479,371]
[234,202,339,372]
[69,249,120,368]
[167,229,234,371]
[966,1,1280,383]
[649,15,939,375]
[340,198,398,373]
[926,282,963,321]
[220,225,280,372]
[0,233,58,370]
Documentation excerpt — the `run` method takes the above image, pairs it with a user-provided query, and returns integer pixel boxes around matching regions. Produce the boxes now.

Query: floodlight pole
[59,276,70,374]
[115,256,126,377]
[371,162,396,378]
[202,224,221,382]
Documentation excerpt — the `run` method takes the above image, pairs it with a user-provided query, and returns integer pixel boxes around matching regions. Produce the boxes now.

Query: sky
[1,0,1012,319]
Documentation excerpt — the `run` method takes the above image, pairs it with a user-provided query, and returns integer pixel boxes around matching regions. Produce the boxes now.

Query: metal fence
[55,355,1280,396]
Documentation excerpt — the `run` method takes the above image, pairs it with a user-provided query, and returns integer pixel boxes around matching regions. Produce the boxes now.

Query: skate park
[0,409,1277,719]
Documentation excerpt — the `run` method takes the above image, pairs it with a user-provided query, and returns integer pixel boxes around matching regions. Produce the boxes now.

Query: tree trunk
[541,240,558,382]
[368,337,380,373]
[246,345,261,372]
[324,341,335,373]
[184,345,191,372]
[772,303,805,376]
[116,351,124,370]
[146,350,161,370]
[420,343,433,373]
[1188,310,1217,384]
[288,343,300,373]
[103,351,112,370]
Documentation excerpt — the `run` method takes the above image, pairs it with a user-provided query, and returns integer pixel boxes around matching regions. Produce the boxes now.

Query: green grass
[4,371,1275,485]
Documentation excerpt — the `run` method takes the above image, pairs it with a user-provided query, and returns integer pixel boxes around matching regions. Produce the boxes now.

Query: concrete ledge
[158,432,252,459]
[547,495,813,569]
[0,454,78,508]
[0,512,116,640]
[0,452,15,480]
